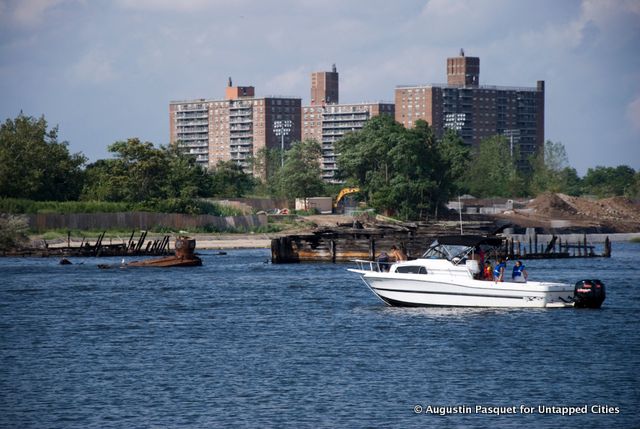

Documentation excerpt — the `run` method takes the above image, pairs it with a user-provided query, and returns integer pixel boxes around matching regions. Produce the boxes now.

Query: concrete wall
[210,198,289,212]
[26,212,267,232]
[295,197,333,214]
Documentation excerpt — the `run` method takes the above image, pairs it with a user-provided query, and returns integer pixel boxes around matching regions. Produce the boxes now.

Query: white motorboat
[348,235,605,308]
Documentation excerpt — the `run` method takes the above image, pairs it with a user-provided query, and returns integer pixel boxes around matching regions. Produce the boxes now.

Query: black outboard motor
[574,279,606,308]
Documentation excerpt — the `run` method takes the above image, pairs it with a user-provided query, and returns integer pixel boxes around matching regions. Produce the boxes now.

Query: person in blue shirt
[493,258,506,282]
[512,260,528,283]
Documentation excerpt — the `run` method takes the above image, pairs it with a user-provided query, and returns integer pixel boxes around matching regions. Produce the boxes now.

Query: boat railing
[353,259,393,272]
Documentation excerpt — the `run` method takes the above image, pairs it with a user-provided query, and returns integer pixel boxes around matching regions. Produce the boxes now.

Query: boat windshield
[422,243,473,262]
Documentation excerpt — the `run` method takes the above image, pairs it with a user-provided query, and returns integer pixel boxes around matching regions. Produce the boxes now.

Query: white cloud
[10,0,66,25]
[264,66,307,97]
[628,95,640,132]
[114,0,216,12]
[581,0,640,26]
[70,49,118,84]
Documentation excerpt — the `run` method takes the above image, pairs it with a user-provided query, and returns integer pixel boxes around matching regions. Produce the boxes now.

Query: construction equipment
[334,187,360,213]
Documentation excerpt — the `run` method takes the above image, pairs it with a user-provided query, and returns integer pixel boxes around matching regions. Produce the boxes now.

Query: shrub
[0,214,29,250]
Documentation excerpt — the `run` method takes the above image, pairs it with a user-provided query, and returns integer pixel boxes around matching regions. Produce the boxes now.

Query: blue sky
[0,0,638,175]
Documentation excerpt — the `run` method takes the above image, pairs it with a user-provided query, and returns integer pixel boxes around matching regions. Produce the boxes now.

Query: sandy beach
[192,234,272,249]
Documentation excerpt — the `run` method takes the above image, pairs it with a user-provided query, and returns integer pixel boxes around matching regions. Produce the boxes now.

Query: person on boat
[377,251,390,272]
[472,246,485,266]
[390,245,407,262]
[483,261,493,280]
[469,246,485,279]
[512,260,528,283]
[493,258,507,282]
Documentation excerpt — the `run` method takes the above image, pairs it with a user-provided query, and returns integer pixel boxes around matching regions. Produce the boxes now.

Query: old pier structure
[271,223,612,264]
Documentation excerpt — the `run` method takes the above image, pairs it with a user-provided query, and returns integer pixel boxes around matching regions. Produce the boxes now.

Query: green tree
[630,171,640,200]
[210,160,256,197]
[0,214,28,251]
[0,113,86,200]
[82,138,168,202]
[529,140,571,194]
[464,135,524,198]
[82,158,127,201]
[582,165,636,197]
[163,144,213,199]
[558,167,582,196]
[336,116,455,220]
[272,139,325,201]
[431,129,471,211]
[250,147,284,196]
[82,138,213,213]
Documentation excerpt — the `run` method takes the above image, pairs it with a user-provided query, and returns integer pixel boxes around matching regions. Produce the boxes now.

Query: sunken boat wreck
[97,237,202,269]
[126,237,202,267]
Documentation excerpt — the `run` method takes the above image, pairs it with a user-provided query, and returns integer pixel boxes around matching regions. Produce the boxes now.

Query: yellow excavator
[334,187,360,213]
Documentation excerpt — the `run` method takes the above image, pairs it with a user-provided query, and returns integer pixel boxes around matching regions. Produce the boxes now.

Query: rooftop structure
[310,64,339,106]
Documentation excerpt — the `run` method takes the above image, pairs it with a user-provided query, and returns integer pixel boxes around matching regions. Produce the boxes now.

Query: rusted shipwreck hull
[127,237,202,267]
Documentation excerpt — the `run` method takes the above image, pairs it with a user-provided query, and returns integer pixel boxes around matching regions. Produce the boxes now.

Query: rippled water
[1,243,639,428]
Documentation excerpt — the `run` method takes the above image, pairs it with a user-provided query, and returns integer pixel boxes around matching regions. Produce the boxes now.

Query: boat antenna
[458,195,463,235]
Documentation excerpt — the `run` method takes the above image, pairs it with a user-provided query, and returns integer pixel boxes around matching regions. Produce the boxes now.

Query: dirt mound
[527,193,580,218]
[551,194,640,223]
[496,193,640,232]
[589,196,640,223]
[527,193,640,222]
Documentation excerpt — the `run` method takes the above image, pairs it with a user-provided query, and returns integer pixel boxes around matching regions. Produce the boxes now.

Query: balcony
[230,124,252,131]
[180,142,208,148]
[229,117,253,125]
[189,148,209,154]
[177,127,208,133]
[176,112,208,119]
[230,102,252,108]
[230,132,253,139]
[323,113,369,120]
[322,121,365,129]
[176,135,208,142]
[229,110,253,117]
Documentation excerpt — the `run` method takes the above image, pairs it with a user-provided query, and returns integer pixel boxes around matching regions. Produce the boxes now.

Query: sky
[0,0,638,176]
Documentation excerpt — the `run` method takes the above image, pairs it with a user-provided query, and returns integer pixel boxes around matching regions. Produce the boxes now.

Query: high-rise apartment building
[303,65,394,182]
[395,51,544,167]
[170,79,301,174]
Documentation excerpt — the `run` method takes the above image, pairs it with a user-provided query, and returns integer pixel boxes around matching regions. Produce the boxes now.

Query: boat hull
[351,271,575,308]
[127,255,202,267]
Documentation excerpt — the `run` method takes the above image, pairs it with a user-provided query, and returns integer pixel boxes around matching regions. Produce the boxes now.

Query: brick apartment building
[303,65,394,182]
[395,50,545,167]
[169,79,301,173]
[170,52,543,179]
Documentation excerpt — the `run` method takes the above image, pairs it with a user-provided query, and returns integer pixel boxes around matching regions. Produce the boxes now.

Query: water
[1,243,639,428]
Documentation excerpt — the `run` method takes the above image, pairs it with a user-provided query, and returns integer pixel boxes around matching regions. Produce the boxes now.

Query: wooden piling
[331,240,336,263]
